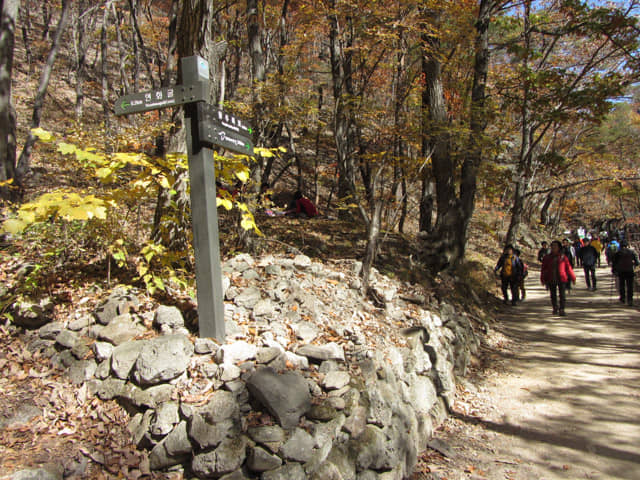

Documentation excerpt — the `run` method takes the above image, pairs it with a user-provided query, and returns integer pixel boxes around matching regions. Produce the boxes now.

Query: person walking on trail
[606,238,620,265]
[579,238,599,291]
[591,235,603,267]
[562,238,575,267]
[514,248,528,300]
[541,240,576,316]
[494,244,523,306]
[612,240,639,306]
[537,241,550,263]
[573,238,584,267]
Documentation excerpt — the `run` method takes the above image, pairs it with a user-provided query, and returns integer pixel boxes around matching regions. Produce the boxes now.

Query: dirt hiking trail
[424,266,640,480]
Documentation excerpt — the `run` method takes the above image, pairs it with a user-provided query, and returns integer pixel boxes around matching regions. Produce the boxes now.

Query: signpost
[114,55,254,340]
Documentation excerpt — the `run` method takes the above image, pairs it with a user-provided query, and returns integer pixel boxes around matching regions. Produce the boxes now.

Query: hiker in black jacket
[579,238,599,291]
[612,241,639,306]
[537,241,550,263]
[494,244,524,306]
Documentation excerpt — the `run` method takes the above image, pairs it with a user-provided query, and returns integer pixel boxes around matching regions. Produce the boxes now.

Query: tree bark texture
[0,0,19,201]
[15,0,70,194]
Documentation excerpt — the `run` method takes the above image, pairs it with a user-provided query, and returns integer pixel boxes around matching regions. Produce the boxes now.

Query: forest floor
[418,265,640,480]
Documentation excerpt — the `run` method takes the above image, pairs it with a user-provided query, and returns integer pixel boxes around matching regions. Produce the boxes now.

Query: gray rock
[39,322,64,340]
[280,428,315,462]
[150,401,180,436]
[154,305,185,330]
[261,463,306,480]
[319,360,340,374]
[95,360,110,379]
[128,410,153,446]
[234,287,262,309]
[293,322,319,343]
[132,384,175,409]
[220,364,241,382]
[246,445,282,472]
[93,294,123,325]
[265,264,281,276]
[11,468,62,480]
[200,390,240,424]
[188,414,233,450]
[192,436,248,478]
[297,343,344,362]
[71,341,91,360]
[67,359,97,385]
[0,402,41,429]
[310,462,344,480]
[312,414,345,448]
[93,341,114,362]
[111,340,147,380]
[322,371,351,390]
[217,341,257,365]
[328,396,346,410]
[149,441,189,470]
[283,351,309,370]
[307,403,338,421]
[243,269,260,281]
[219,471,251,480]
[164,421,192,456]
[133,334,194,386]
[55,330,78,349]
[293,255,312,269]
[253,299,275,317]
[13,298,54,329]
[195,337,218,354]
[248,425,285,453]
[407,374,438,415]
[95,378,126,400]
[67,315,92,331]
[246,367,312,429]
[342,406,367,438]
[352,425,387,471]
[256,347,281,364]
[98,314,145,345]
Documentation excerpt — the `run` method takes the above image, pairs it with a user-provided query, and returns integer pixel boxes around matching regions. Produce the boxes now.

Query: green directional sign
[114,82,208,116]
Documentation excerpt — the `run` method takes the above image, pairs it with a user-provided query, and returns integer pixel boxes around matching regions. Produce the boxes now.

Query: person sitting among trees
[286,191,319,218]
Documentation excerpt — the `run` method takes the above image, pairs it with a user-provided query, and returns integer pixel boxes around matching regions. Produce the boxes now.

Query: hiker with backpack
[579,238,599,291]
[612,240,639,306]
[494,244,524,306]
[606,238,620,265]
[537,241,550,263]
[514,248,529,300]
[541,240,576,316]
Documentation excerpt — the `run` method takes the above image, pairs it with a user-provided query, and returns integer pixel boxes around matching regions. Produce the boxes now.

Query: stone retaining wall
[20,254,480,479]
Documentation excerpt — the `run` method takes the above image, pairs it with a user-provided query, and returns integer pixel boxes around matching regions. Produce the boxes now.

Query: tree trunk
[540,192,553,226]
[99,0,111,129]
[14,0,70,192]
[18,1,31,73]
[0,0,19,201]
[361,197,383,292]
[329,4,356,208]
[419,1,493,270]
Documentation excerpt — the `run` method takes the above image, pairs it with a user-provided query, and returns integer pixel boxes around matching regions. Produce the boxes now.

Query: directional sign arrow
[197,103,254,155]
[114,82,208,116]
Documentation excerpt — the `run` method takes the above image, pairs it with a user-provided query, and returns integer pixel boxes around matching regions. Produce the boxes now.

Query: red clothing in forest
[295,197,318,217]
[541,253,576,284]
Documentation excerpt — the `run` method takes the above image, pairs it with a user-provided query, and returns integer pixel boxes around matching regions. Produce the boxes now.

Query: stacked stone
[20,254,480,479]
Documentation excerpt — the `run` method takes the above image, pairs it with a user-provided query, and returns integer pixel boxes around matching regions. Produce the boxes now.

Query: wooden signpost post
[115,56,254,340]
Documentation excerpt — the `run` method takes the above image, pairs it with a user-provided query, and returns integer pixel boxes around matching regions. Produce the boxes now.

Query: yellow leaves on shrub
[1,190,110,234]
[217,197,234,211]
[31,127,55,143]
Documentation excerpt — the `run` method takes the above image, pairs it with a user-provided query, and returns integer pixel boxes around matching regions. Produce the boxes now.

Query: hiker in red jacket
[286,191,319,218]
[541,240,576,316]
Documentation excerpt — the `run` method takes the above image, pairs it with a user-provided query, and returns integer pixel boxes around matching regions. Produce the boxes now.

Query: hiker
[612,240,639,306]
[514,248,528,300]
[591,235,603,267]
[541,240,576,316]
[286,191,319,218]
[562,238,575,268]
[579,238,599,291]
[573,237,583,267]
[494,244,523,306]
[537,241,550,263]
[606,237,620,265]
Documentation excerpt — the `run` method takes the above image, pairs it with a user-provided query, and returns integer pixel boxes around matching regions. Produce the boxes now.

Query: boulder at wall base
[246,367,312,429]
[191,436,248,479]
[132,334,194,386]
[246,445,283,472]
[261,463,306,480]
